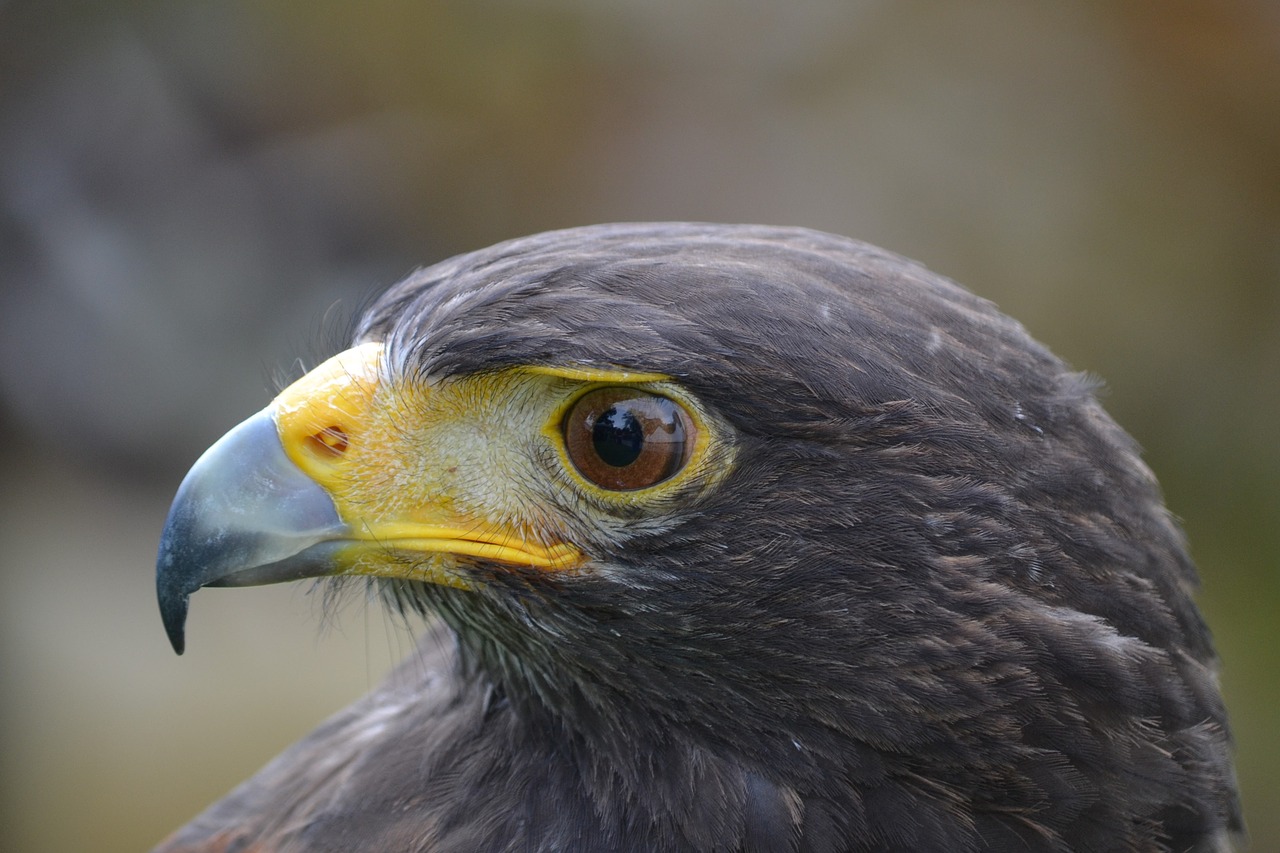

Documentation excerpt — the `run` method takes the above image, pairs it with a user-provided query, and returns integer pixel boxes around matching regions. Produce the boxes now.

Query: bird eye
[563,388,695,491]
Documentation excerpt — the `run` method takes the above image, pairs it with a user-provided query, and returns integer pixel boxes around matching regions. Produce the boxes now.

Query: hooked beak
[156,342,580,654]
[155,409,347,654]
[154,342,385,655]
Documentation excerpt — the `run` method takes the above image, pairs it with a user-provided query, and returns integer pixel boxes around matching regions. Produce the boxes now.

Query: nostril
[305,426,350,458]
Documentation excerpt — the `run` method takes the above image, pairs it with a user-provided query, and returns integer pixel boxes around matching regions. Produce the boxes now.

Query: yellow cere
[274,342,386,484]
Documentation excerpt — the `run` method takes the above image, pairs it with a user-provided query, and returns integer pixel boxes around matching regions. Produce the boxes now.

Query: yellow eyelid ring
[525,364,670,384]
[544,379,716,498]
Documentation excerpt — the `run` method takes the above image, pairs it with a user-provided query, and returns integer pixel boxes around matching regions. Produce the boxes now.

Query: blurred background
[1,0,1276,849]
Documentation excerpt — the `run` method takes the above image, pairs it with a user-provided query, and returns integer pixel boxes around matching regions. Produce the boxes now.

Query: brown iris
[563,388,695,491]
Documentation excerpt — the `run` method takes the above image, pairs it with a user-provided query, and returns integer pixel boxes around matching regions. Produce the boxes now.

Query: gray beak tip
[154,410,346,654]
[160,590,188,655]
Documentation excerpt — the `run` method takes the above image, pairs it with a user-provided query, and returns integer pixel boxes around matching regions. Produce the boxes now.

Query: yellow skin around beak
[155,343,586,653]
[274,342,581,580]
[156,340,720,654]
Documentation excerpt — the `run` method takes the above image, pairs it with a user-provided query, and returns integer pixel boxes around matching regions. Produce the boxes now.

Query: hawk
[155,223,1241,852]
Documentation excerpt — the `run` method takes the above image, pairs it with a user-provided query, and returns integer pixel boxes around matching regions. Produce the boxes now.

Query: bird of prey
[154,223,1241,852]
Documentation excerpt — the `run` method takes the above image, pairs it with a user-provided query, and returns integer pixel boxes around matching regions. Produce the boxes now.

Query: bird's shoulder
[151,625,849,853]
[151,626,483,852]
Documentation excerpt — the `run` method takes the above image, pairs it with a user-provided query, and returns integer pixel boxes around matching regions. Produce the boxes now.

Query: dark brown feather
[158,224,1241,852]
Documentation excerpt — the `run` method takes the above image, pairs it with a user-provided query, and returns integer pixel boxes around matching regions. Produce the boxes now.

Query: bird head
[156,224,1237,844]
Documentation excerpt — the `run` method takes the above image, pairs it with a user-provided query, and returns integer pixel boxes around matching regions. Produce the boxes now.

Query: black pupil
[592,406,645,467]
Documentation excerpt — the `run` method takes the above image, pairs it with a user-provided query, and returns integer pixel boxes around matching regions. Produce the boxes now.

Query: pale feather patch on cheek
[440,378,570,544]
[344,373,576,553]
